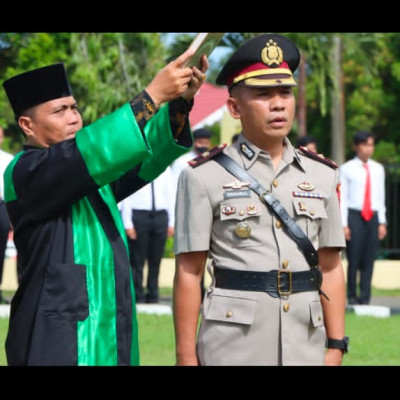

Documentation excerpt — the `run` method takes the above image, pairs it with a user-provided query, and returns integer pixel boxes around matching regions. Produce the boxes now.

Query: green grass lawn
[1,286,400,366]
[1,312,399,366]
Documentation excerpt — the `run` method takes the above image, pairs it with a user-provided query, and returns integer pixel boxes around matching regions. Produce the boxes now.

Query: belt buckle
[277,270,292,296]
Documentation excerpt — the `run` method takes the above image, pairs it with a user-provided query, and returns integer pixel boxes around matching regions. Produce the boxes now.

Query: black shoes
[347,297,359,305]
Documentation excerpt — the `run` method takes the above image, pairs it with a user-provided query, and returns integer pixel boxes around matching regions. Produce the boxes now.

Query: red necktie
[361,163,373,221]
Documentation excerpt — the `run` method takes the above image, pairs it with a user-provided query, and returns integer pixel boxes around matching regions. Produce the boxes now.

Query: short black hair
[353,131,375,145]
[296,135,317,148]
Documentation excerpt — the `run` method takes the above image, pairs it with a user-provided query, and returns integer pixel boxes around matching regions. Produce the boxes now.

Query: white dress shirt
[119,166,176,229]
[0,149,14,200]
[170,150,196,184]
[339,156,386,226]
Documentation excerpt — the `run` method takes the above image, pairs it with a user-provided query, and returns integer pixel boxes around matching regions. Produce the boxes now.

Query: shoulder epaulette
[297,146,338,169]
[188,144,227,168]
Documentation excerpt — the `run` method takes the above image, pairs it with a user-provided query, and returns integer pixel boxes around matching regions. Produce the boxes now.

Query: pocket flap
[205,294,256,325]
[310,301,324,327]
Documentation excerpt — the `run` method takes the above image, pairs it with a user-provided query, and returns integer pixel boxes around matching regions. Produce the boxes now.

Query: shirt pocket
[204,292,257,326]
[218,198,263,248]
[292,197,327,239]
[42,263,89,322]
[310,300,324,328]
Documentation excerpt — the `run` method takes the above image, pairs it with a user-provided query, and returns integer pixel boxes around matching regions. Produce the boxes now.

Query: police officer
[173,34,348,366]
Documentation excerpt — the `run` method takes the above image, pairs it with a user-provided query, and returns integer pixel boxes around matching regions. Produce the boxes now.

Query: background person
[120,166,176,304]
[339,130,387,305]
[0,126,14,304]
[296,135,318,153]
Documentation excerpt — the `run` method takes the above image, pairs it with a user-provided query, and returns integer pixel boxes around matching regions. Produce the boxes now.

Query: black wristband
[326,336,349,354]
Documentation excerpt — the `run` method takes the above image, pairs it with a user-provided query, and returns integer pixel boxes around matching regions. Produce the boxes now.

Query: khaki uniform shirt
[174,136,345,366]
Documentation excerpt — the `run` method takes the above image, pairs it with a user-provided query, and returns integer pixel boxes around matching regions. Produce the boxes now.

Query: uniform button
[239,209,245,216]
[225,311,233,318]
[283,302,290,312]
[273,179,279,188]
[318,314,322,321]
[282,259,289,269]
[310,210,315,216]
[275,220,282,229]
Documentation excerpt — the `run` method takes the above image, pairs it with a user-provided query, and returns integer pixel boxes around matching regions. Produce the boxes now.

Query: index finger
[174,47,196,68]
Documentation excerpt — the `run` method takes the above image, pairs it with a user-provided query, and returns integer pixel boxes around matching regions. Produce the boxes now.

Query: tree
[68,33,166,124]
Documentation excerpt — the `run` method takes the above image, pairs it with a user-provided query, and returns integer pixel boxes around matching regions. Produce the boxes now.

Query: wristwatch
[326,336,349,354]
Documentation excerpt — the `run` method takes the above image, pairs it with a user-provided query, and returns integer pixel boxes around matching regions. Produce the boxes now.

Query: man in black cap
[2,49,208,365]
[170,127,212,180]
[173,34,348,366]
[297,135,318,153]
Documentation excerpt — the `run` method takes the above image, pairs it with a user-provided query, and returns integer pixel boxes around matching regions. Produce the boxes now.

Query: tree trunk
[298,51,307,138]
[330,35,345,165]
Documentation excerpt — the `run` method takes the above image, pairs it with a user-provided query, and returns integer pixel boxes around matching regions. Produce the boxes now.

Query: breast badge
[297,181,315,191]
[222,205,236,215]
[234,221,251,239]
[246,204,257,215]
[223,180,251,190]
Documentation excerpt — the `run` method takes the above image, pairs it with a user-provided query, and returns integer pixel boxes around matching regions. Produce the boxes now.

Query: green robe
[4,98,192,365]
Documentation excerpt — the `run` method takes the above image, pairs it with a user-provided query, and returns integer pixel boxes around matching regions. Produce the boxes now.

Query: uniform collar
[235,135,302,171]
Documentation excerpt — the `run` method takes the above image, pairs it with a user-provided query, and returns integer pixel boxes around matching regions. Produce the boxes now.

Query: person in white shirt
[170,128,212,183]
[120,166,176,303]
[0,127,14,304]
[339,131,387,305]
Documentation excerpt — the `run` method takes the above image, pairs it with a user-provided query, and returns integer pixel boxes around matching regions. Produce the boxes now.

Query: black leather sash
[214,267,322,297]
[214,152,319,269]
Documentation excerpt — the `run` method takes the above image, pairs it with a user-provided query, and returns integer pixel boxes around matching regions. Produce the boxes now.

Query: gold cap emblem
[261,39,283,67]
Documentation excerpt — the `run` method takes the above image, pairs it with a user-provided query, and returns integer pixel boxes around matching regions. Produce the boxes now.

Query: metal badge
[223,180,251,190]
[240,143,255,160]
[234,221,251,238]
[298,201,307,211]
[222,205,236,215]
[247,204,257,215]
[297,181,315,191]
[261,38,284,67]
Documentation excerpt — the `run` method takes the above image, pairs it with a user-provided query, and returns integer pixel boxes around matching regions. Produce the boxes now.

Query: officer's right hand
[176,355,200,366]
[145,48,196,108]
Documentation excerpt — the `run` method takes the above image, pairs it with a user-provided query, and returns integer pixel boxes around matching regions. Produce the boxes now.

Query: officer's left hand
[324,348,344,366]
[181,55,209,101]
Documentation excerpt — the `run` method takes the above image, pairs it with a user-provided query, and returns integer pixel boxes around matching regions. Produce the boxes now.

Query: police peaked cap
[3,63,73,117]
[216,34,300,89]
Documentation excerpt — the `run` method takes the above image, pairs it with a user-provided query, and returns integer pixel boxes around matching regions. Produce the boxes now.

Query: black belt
[214,267,322,297]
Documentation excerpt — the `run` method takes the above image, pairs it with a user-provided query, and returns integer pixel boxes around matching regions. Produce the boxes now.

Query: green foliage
[373,140,400,164]
[68,33,165,124]
[2,32,400,161]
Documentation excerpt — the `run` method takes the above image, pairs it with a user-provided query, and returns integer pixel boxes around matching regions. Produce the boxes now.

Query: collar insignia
[240,143,255,160]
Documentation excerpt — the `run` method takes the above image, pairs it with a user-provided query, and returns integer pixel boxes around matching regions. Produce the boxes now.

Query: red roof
[189,82,229,129]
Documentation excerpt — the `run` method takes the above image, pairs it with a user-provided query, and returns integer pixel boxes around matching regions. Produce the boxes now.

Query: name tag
[224,190,252,200]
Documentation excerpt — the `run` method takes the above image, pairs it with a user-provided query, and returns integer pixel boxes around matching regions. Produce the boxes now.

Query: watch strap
[326,336,349,353]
